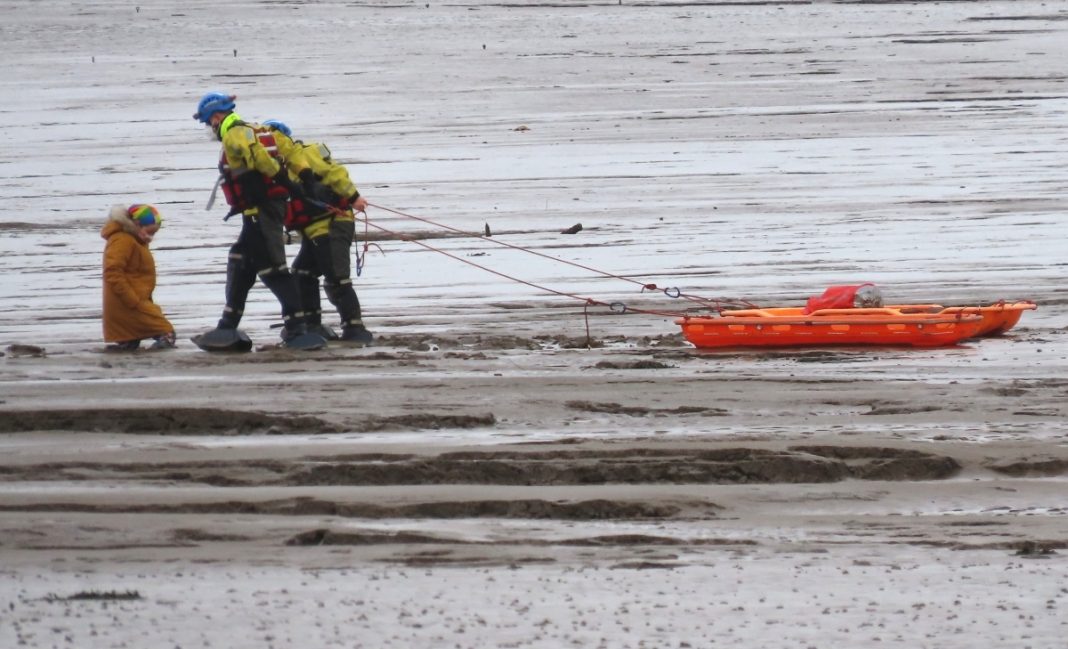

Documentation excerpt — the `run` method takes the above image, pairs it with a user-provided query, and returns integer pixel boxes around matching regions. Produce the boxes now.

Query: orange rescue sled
[676,307,986,349]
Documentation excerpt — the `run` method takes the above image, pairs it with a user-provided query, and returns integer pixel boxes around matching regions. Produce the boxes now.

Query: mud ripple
[0,446,958,486]
[0,498,682,521]
[0,408,339,435]
[565,400,727,417]
[985,458,1068,477]
[284,529,756,550]
[0,408,495,435]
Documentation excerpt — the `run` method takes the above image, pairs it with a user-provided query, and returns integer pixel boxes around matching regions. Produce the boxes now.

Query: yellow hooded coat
[100,205,173,342]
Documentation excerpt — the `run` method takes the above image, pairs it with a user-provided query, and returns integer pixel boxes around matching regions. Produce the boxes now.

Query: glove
[347,193,367,212]
[272,169,303,200]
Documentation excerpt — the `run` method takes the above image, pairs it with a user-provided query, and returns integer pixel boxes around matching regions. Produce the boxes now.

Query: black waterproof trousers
[292,218,363,329]
[218,198,305,330]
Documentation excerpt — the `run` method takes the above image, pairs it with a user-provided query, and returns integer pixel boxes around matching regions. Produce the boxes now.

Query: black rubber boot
[340,322,374,346]
[279,316,308,343]
[199,254,254,352]
[220,248,256,330]
[325,279,362,325]
[309,324,340,341]
[278,315,327,350]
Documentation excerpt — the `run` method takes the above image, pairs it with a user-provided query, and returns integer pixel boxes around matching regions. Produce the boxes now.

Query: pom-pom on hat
[128,204,162,228]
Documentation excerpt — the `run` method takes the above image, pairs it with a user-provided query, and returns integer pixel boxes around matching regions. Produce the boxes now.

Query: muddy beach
[2,1,1068,647]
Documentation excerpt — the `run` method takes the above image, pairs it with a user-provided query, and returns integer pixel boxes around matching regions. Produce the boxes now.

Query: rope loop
[610,302,628,314]
[664,286,681,298]
[354,241,383,278]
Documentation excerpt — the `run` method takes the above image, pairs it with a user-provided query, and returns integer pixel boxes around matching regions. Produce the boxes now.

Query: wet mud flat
[2,339,1067,648]
[2,331,1066,569]
[3,302,1067,649]
[4,305,1068,647]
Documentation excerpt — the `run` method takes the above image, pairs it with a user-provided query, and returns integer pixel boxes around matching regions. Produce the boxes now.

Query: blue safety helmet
[263,119,292,137]
[193,92,237,123]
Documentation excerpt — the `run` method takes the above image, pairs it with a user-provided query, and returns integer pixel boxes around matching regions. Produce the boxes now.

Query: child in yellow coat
[101,204,176,350]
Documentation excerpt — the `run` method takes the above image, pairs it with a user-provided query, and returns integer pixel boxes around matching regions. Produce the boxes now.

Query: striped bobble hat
[128,204,162,228]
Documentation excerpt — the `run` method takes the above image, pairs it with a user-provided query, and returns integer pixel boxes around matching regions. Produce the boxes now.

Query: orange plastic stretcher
[676,301,1035,349]
[677,307,984,349]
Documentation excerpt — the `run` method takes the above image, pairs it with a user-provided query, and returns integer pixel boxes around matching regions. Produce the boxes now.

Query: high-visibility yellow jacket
[299,141,359,203]
[218,114,286,216]
[274,132,361,239]
[270,130,311,177]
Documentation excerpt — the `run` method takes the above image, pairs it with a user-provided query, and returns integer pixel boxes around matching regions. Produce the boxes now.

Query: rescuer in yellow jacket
[191,93,324,351]
[264,120,372,345]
